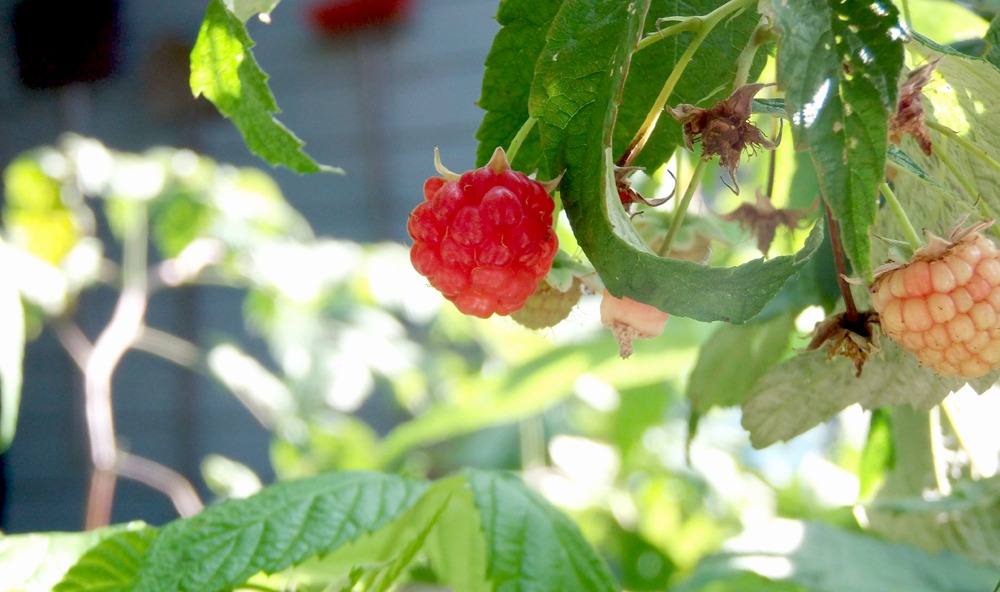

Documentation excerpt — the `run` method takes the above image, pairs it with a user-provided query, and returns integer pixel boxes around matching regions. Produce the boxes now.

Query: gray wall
[0,0,499,532]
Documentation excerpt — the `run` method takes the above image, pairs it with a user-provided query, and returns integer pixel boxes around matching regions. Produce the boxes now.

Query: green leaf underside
[877,38,1000,259]
[0,524,142,592]
[54,528,158,592]
[524,0,823,323]
[741,341,998,449]
[191,0,339,174]
[678,519,998,592]
[686,313,796,413]
[773,0,905,281]
[134,472,427,592]
[466,469,619,592]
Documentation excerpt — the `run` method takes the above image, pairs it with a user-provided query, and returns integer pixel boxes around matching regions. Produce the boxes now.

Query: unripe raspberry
[871,222,1000,377]
[600,289,669,358]
[510,278,582,329]
[408,147,559,318]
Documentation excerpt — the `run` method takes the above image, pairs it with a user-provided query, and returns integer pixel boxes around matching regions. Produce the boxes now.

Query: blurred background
[0,0,499,532]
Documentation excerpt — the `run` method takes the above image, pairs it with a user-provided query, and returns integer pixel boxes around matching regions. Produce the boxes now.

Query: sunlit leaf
[0,523,146,592]
[3,157,81,265]
[773,0,905,280]
[222,0,280,23]
[54,528,158,592]
[678,519,998,592]
[0,240,25,451]
[741,341,997,448]
[191,0,339,174]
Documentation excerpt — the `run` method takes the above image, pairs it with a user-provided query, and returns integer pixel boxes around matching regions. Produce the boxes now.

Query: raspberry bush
[9,1,1000,592]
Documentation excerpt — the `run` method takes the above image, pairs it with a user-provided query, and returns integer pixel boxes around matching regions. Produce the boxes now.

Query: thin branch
[133,327,202,369]
[117,451,204,517]
[53,320,93,370]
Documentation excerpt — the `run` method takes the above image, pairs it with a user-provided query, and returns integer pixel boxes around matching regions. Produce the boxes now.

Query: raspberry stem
[506,117,537,165]
[825,204,861,323]
[879,181,922,251]
[660,158,707,256]
[619,0,755,169]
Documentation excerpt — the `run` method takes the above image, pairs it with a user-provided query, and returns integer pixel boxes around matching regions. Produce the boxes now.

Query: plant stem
[660,159,707,255]
[117,452,204,517]
[825,205,860,322]
[928,120,1000,177]
[879,182,922,251]
[84,201,150,529]
[506,117,537,164]
[618,0,754,169]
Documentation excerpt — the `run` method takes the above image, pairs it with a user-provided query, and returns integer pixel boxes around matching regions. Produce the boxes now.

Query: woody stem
[825,204,860,323]
[619,0,754,169]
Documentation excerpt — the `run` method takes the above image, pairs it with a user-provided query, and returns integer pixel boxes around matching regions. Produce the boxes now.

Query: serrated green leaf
[527,0,824,322]
[887,144,944,189]
[134,472,427,592]
[474,0,561,171]
[191,0,339,174]
[54,527,158,592]
[773,0,905,281]
[677,519,998,592]
[687,313,796,413]
[466,469,619,592]
[424,478,490,592]
[741,340,998,448]
[0,240,24,452]
[0,523,146,592]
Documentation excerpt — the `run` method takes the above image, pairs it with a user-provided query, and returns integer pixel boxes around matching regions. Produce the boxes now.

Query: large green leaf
[54,528,158,592]
[527,0,823,323]
[0,523,146,592]
[772,0,905,281]
[466,469,619,592]
[133,472,426,592]
[741,341,998,448]
[677,519,998,592]
[191,0,339,174]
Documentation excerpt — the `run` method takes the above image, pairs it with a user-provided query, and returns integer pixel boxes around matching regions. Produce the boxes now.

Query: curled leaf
[889,58,941,157]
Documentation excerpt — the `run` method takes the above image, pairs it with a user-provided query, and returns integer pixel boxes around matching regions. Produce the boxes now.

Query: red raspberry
[407,147,559,318]
[871,221,1000,378]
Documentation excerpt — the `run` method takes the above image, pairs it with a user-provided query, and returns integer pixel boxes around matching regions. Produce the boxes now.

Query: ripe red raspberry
[407,147,559,318]
[871,221,1000,378]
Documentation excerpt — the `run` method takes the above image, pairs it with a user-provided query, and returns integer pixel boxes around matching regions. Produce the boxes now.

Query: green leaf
[424,478,491,592]
[741,340,998,448]
[858,408,894,499]
[54,528,158,592]
[0,239,25,452]
[466,469,619,592]
[687,313,796,413]
[773,0,905,281]
[474,0,561,171]
[190,0,339,174]
[527,0,823,323]
[678,519,998,592]
[985,14,1000,70]
[134,472,427,592]
[0,523,145,592]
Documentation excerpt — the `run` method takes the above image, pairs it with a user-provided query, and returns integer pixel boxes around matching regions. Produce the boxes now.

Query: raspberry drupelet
[408,147,560,318]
